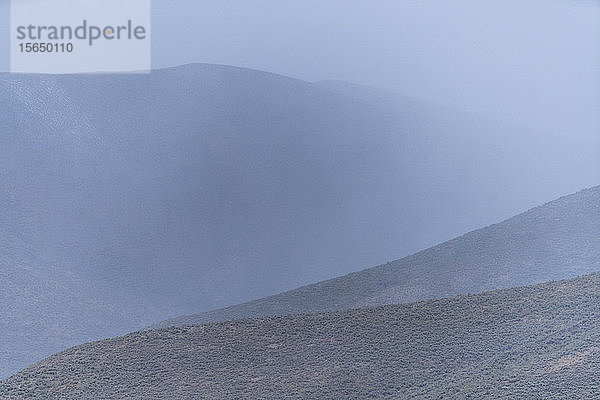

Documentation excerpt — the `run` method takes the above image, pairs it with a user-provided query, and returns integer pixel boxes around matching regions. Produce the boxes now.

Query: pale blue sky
[1,0,599,139]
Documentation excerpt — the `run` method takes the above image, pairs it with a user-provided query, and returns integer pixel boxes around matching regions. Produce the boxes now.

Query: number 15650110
[19,43,73,53]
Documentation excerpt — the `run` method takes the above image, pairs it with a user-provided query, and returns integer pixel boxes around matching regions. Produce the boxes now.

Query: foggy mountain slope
[0,251,144,379]
[157,186,600,328]
[0,63,598,377]
[16,65,599,310]
[0,179,147,378]
[6,273,600,399]
[0,212,141,379]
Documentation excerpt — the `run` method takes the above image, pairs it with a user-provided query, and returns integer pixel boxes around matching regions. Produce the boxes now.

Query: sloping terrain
[4,273,600,399]
[0,63,598,377]
[0,189,146,378]
[0,248,144,379]
[2,64,598,315]
[157,185,600,328]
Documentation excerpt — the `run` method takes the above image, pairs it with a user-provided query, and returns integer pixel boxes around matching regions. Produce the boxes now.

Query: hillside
[0,242,144,379]
[0,63,598,377]
[157,185,600,328]
[0,191,147,378]
[4,273,600,399]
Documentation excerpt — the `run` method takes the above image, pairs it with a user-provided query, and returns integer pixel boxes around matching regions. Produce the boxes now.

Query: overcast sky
[1,0,599,138]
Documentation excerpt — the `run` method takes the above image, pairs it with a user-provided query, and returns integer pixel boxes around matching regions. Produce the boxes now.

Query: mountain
[156,185,600,328]
[0,63,597,377]
[4,272,600,399]
[0,248,143,380]
[0,191,146,378]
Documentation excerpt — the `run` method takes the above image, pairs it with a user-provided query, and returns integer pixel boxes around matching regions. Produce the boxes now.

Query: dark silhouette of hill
[0,63,597,377]
[156,185,600,328]
[4,273,600,399]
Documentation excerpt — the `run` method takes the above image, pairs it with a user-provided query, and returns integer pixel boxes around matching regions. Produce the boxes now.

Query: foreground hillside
[4,273,600,399]
[157,185,600,328]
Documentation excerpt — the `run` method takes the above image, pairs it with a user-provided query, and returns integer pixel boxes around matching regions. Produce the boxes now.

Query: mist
[149,0,600,139]
[1,0,598,140]
[0,0,599,382]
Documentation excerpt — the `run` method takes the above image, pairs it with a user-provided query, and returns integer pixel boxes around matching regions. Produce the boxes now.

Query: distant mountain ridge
[156,185,600,328]
[5,272,600,399]
[0,63,598,377]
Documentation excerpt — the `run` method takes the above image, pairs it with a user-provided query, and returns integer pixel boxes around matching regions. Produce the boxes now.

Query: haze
[0,0,598,139]
[0,0,599,381]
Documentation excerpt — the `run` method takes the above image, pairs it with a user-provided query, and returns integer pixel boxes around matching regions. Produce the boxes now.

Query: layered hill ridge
[157,185,600,328]
[1,63,598,377]
[4,273,600,399]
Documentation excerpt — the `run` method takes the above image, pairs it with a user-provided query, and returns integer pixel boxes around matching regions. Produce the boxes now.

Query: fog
[1,0,598,139]
[149,0,600,139]
[0,0,599,379]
